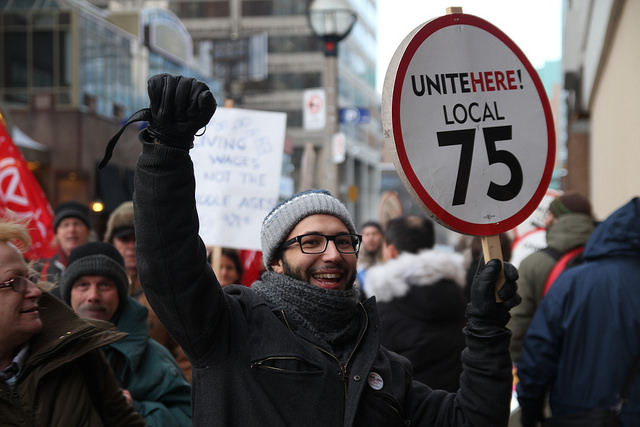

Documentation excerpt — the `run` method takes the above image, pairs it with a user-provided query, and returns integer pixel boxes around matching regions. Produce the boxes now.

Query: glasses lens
[335,235,357,253]
[12,277,31,292]
[299,234,327,254]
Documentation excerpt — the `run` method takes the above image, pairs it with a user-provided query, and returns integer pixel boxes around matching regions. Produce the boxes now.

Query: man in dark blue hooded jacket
[517,197,640,427]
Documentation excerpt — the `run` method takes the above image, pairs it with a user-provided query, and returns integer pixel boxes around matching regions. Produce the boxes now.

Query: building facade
[0,0,220,235]
[563,0,640,219]
[164,0,383,227]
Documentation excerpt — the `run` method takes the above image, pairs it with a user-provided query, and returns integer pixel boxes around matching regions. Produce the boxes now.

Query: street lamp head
[308,0,357,55]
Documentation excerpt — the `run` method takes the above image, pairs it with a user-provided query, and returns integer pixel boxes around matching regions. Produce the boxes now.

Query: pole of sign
[211,245,222,279]
[481,235,505,301]
[444,6,505,301]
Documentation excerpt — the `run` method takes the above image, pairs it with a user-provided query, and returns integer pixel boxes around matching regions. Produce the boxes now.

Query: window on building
[242,0,307,16]
[269,35,323,53]
[3,32,27,87]
[172,1,230,18]
[0,11,72,104]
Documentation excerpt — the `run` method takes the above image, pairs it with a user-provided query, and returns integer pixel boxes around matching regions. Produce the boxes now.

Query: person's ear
[271,258,284,274]
[383,242,399,261]
[388,244,399,259]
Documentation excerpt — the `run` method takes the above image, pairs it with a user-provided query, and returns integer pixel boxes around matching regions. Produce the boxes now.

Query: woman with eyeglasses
[0,217,145,426]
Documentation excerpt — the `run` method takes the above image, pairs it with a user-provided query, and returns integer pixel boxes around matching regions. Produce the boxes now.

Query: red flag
[239,249,264,286]
[0,122,57,260]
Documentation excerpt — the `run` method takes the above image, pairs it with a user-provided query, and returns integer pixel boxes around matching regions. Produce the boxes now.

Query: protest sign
[382,11,555,299]
[191,107,286,250]
[382,12,555,237]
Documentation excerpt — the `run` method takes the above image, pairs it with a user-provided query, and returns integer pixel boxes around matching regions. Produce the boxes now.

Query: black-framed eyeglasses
[0,277,34,293]
[282,233,362,255]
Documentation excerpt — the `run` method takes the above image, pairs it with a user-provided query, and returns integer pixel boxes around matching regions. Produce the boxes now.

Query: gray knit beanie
[59,241,129,309]
[261,189,356,270]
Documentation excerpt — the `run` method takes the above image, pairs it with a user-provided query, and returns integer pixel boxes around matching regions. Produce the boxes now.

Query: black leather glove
[466,258,521,335]
[99,74,216,169]
[142,73,217,149]
[143,74,216,150]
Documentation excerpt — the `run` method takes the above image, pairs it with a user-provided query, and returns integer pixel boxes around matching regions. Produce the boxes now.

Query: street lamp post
[308,0,356,198]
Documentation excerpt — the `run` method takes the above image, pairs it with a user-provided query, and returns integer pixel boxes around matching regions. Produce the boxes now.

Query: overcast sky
[375,0,563,93]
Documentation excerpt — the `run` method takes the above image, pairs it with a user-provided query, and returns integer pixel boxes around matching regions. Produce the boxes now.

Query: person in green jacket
[507,191,595,364]
[59,241,192,427]
[0,217,146,427]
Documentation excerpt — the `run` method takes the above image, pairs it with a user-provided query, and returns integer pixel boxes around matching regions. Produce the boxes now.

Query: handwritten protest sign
[191,107,286,250]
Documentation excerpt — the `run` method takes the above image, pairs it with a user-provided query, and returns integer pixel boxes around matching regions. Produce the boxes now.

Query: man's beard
[280,257,357,290]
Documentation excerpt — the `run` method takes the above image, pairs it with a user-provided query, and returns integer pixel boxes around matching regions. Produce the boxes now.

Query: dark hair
[384,215,434,254]
[360,220,383,233]
[221,248,243,278]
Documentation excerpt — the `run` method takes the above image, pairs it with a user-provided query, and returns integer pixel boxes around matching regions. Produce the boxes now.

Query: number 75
[437,125,523,206]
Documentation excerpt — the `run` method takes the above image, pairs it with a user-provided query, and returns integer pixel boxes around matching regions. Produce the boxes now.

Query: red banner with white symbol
[0,122,56,260]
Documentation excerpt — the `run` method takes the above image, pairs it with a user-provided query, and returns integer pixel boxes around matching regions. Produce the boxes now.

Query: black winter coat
[367,250,467,392]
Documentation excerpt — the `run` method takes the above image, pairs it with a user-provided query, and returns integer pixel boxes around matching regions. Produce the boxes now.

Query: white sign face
[382,13,555,236]
[512,188,561,241]
[510,188,562,268]
[303,88,326,130]
[332,132,346,163]
[191,107,287,250]
[510,228,546,269]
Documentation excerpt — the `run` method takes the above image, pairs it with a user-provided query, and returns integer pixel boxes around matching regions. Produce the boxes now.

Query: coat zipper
[280,304,369,398]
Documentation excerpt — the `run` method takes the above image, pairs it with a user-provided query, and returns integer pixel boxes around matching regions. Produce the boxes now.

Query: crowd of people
[2,73,638,426]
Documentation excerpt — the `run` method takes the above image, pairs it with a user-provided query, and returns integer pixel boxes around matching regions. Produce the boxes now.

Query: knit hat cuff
[549,192,592,219]
[54,202,91,231]
[549,198,571,218]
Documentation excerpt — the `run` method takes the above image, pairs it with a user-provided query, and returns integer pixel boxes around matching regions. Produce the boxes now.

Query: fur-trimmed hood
[366,249,466,302]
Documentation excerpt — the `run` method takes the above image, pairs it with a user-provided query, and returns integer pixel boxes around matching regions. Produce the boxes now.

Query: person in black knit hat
[34,200,92,297]
[60,241,192,427]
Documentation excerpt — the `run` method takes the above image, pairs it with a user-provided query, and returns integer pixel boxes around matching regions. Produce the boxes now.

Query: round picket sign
[382,13,555,236]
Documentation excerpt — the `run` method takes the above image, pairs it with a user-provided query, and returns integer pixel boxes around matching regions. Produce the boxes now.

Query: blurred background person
[508,191,595,364]
[356,220,384,298]
[517,197,640,427]
[35,200,92,297]
[104,201,192,383]
[0,216,145,426]
[214,248,244,287]
[366,215,467,391]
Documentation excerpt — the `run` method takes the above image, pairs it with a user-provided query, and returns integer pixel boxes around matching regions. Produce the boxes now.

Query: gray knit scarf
[252,271,362,364]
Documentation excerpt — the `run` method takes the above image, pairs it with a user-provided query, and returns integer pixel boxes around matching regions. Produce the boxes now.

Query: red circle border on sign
[391,13,556,236]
